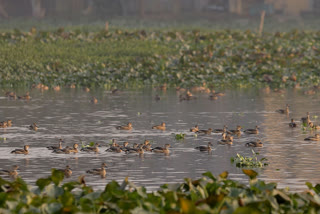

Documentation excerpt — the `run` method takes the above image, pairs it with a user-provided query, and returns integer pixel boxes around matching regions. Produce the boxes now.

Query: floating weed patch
[231,150,268,168]
[81,141,95,148]
[174,133,186,140]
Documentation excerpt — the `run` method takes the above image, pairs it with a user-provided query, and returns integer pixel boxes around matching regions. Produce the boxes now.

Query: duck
[53,86,61,91]
[91,97,98,104]
[155,95,161,101]
[6,120,12,127]
[152,122,166,130]
[116,122,132,130]
[53,144,78,154]
[81,143,100,152]
[214,125,228,133]
[124,143,140,153]
[245,139,263,147]
[0,165,19,177]
[11,145,29,155]
[304,134,320,141]
[5,91,16,99]
[289,119,297,128]
[105,142,122,153]
[152,144,170,154]
[47,139,64,150]
[309,122,320,130]
[57,165,72,178]
[18,92,31,100]
[276,104,289,114]
[195,142,213,151]
[190,125,199,132]
[301,112,311,124]
[196,128,213,135]
[218,133,233,145]
[126,147,144,154]
[29,123,38,131]
[209,93,218,100]
[86,163,107,178]
[67,143,79,153]
[244,126,259,134]
[0,121,7,128]
[227,125,242,135]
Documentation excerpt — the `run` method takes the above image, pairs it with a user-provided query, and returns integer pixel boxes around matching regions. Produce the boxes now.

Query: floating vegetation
[231,150,268,168]
[175,133,186,140]
[0,169,320,213]
[0,28,319,88]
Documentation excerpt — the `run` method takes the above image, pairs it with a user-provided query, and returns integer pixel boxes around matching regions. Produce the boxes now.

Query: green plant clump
[175,133,186,140]
[231,150,268,168]
[0,28,319,88]
[1,169,320,213]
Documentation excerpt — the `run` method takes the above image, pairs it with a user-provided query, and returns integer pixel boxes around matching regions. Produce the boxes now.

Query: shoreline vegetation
[0,26,319,89]
[0,169,320,213]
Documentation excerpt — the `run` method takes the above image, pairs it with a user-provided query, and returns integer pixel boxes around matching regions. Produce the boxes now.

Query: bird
[47,139,64,150]
[190,125,199,132]
[196,128,213,135]
[57,165,72,178]
[18,92,31,100]
[152,144,170,154]
[304,134,320,141]
[0,165,19,177]
[289,119,297,128]
[276,104,289,114]
[309,122,320,130]
[86,163,107,178]
[81,143,100,153]
[0,121,7,128]
[11,145,29,155]
[245,140,263,147]
[227,125,242,135]
[29,123,38,131]
[195,142,213,151]
[244,126,259,134]
[218,133,233,145]
[91,97,98,104]
[6,120,12,127]
[209,93,218,100]
[213,125,228,133]
[53,143,79,154]
[301,112,311,125]
[116,122,132,130]
[152,122,166,130]
[5,91,16,99]
[155,95,160,101]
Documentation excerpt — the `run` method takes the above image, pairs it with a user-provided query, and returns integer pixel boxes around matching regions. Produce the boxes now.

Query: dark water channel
[0,87,320,191]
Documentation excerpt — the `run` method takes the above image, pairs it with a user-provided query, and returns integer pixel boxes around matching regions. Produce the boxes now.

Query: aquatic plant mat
[1,169,320,213]
[0,28,319,88]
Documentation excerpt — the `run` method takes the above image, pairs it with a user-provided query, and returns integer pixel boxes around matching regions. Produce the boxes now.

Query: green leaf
[36,178,51,191]
[242,169,258,180]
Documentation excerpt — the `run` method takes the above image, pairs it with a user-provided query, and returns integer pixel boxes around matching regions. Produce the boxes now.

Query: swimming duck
[29,123,38,131]
[116,122,132,130]
[18,92,31,100]
[6,120,12,127]
[304,134,320,141]
[126,147,144,154]
[152,122,166,130]
[47,139,64,150]
[53,86,61,91]
[301,112,311,124]
[244,126,259,134]
[276,104,289,114]
[196,128,213,135]
[209,93,218,100]
[0,165,19,177]
[190,125,199,132]
[124,143,140,153]
[86,163,107,178]
[105,142,122,152]
[195,142,213,151]
[91,97,98,104]
[0,121,7,128]
[152,144,170,153]
[309,122,320,130]
[53,143,78,154]
[214,125,228,133]
[81,143,100,153]
[218,133,233,145]
[11,145,29,155]
[58,165,72,178]
[227,125,242,135]
[155,95,161,101]
[5,91,16,99]
[289,119,297,128]
[68,143,79,153]
[84,87,90,92]
[245,139,263,147]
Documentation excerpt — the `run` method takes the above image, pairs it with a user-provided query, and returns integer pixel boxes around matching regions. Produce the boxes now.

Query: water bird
[6,120,12,127]
[301,112,311,124]
[218,133,233,145]
[29,123,38,131]
[155,95,160,101]
[18,92,31,100]
[276,104,289,114]
[116,122,132,130]
[47,139,64,150]
[152,144,170,154]
[0,165,19,177]
[0,121,7,128]
[152,122,166,130]
[57,165,72,178]
[227,125,242,135]
[196,128,213,135]
[245,139,263,147]
[214,125,228,133]
[105,141,122,153]
[190,125,199,132]
[11,145,29,155]
[53,86,61,91]
[194,142,213,151]
[309,122,320,130]
[244,126,259,134]
[84,87,90,92]
[209,93,218,100]
[81,143,100,153]
[304,134,320,141]
[86,163,107,178]
[211,90,225,97]
[289,119,297,128]
[91,97,98,104]
[53,143,78,154]
[5,91,16,99]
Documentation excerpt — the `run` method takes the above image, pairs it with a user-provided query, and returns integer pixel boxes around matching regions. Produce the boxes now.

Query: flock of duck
[0,87,319,179]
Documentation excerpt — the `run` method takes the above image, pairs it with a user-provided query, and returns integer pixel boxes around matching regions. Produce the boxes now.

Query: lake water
[0,87,320,192]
